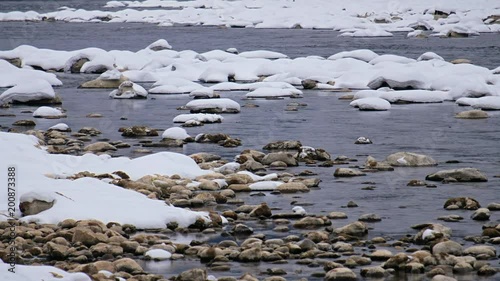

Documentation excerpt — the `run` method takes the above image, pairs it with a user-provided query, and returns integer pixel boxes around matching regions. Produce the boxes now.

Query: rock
[6,58,22,68]
[358,213,381,222]
[45,242,69,260]
[79,75,128,88]
[432,240,463,256]
[405,262,425,273]
[324,268,357,281]
[78,127,101,135]
[301,79,318,89]
[232,224,254,235]
[12,120,36,126]
[332,242,353,252]
[431,275,457,281]
[190,152,221,163]
[455,110,489,119]
[355,137,372,144]
[277,182,309,193]
[477,265,497,276]
[335,221,368,237]
[444,197,480,210]
[426,168,488,182]
[113,258,143,274]
[263,140,302,150]
[297,146,331,161]
[385,152,437,167]
[238,247,262,262]
[333,168,366,177]
[370,249,393,261]
[471,208,490,220]
[328,212,347,219]
[262,152,298,166]
[249,203,272,218]
[360,266,386,278]
[414,224,452,243]
[293,217,326,229]
[19,199,54,216]
[269,161,288,169]
[463,246,496,258]
[84,142,117,153]
[72,227,99,246]
[487,202,500,210]
[109,81,147,99]
[120,126,158,137]
[453,262,473,274]
[383,253,410,269]
[177,268,207,281]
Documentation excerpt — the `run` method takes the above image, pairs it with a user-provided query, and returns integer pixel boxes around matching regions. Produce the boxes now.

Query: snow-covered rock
[471,96,500,110]
[185,98,240,113]
[145,249,172,260]
[246,87,303,98]
[328,49,379,63]
[33,106,65,118]
[380,90,450,103]
[162,127,191,140]
[173,113,223,124]
[48,123,71,132]
[0,79,57,104]
[189,87,218,98]
[350,97,391,111]
[109,81,148,99]
[147,39,172,51]
[0,262,91,281]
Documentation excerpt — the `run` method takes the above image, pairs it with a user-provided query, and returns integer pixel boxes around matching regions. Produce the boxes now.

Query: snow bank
[472,96,500,110]
[380,90,450,103]
[0,132,211,228]
[0,59,62,87]
[246,87,303,98]
[0,261,90,281]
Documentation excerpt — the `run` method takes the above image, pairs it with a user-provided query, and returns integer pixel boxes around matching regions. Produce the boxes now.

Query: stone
[383,253,410,269]
[405,262,425,273]
[262,152,298,166]
[249,203,272,218]
[463,246,496,258]
[385,152,437,167]
[84,142,117,152]
[293,217,326,229]
[360,266,386,278]
[426,168,488,182]
[444,197,480,210]
[487,202,500,210]
[19,199,54,216]
[453,262,473,274]
[432,240,463,256]
[238,247,262,262]
[328,212,347,219]
[113,258,143,274]
[334,221,368,237]
[12,120,36,126]
[72,227,99,246]
[45,242,69,260]
[477,265,497,276]
[471,208,490,220]
[79,75,128,88]
[120,126,158,137]
[277,182,309,193]
[301,79,318,89]
[263,140,302,150]
[190,152,221,163]
[358,213,381,222]
[177,268,207,281]
[297,146,331,161]
[232,224,254,235]
[370,249,393,261]
[333,168,366,177]
[431,275,457,281]
[355,137,372,144]
[455,110,489,119]
[225,174,254,185]
[324,268,357,281]
[78,127,101,135]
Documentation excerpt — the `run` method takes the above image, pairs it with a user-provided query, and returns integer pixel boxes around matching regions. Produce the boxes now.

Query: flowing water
[0,2,500,280]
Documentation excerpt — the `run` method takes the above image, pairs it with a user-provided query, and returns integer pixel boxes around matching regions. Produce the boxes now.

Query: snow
[239,50,287,59]
[109,81,148,99]
[248,181,284,191]
[162,127,191,140]
[145,249,172,260]
[456,97,478,106]
[0,132,212,229]
[185,98,241,113]
[0,79,55,104]
[246,87,303,98]
[417,52,444,61]
[380,90,450,103]
[328,49,379,63]
[471,96,500,110]
[350,97,391,111]
[0,59,62,87]
[33,106,64,118]
[0,261,91,281]
[48,123,70,131]
[99,69,122,80]
[237,171,278,182]
[147,39,172,50]
[189,87,217,98]
[173,113,223,123]
[340,27,393,37]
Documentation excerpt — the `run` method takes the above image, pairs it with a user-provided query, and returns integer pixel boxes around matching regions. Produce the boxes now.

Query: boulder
[176,268,207,281]
[113,258,143,274]
[301,79,318,89]
[431,275,458,281]
[238,247,262,262]
[463,246,496,258]
[120,126,158,137]
[432,240,463,256]
[455,110,489,119]
[444,197,480,210]
[249,203,272,218]
[334,221,368,237]
[325,268,357,281]
[84,142,117,153]
[79,75,128,88]
[72,227,99,246]
[277,182,309,193]
[293,217,326,229]
[385,152,437,167]
[19,199,54,216]
[333,168,366,177]
[263,140,302,150]
[109,81,148,99]
[471,208,490,220]
[262,152,298,166]
[297,146,331,161]
[360,266,386,278]
[426,168,488,182]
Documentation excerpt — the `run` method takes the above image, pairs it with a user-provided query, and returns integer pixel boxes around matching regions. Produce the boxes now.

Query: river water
[0,1,499,281]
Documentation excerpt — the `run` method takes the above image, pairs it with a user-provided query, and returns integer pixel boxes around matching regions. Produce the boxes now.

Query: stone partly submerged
[385,152,437,167]
[426,168,488,182]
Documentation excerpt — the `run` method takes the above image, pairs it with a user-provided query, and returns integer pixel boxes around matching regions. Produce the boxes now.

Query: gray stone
[426,168,488,182]
[386,152,437,167]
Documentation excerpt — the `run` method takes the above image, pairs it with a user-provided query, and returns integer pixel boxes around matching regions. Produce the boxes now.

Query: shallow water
[0,12,499,281]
